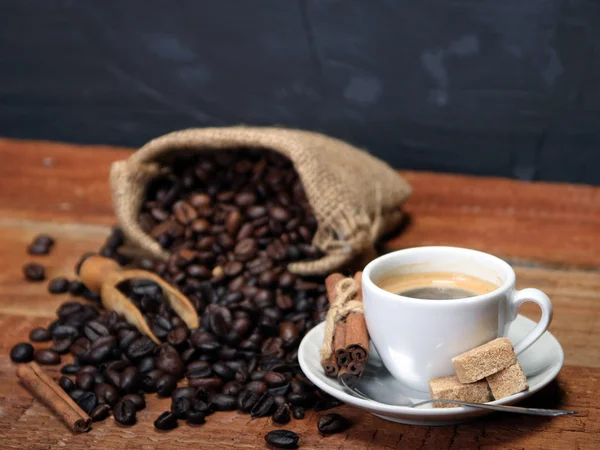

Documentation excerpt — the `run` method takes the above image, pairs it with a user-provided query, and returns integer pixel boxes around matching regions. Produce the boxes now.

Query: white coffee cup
[362,246,552,392]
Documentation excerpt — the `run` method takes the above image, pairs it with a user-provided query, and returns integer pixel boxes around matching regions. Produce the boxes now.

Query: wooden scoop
[79,255,199,344]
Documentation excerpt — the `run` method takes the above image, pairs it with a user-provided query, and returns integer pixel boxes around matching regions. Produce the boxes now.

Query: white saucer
[299,315,564,426]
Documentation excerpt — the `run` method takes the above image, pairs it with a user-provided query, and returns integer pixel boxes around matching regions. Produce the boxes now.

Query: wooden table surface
[1,138,599,449]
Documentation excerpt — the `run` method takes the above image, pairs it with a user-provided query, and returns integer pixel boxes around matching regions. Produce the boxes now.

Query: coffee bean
[88,343,113,364]
[245,380,268,394]
[84,321,110,341]
[287,392,317,408]
[127,336,156,360]
[156,344,184,377]
[192,398,212,414]
[186,410,206,425]
[171,396,193,419]
[234,238,257,262]
[317,413,350,434]
[264,430,299,449]
[264,371,288,388]
[23,263,45,281]
[251,392,275,418]
[69,389,85,402]
[68,280,86,296]
[76,373,95,391]
[212,362,235,381]
[173,201,197,225]
[237,390,260,413]
[113,399,137,426]
[205,393,237,412]
[102,383,120,406]
[58,375,75,393]
[120,366,141,393]
[156,373,177,397]
[273,403,291,424]
[221,381,243,397]
[122,394,146,411]
[10,342,34,363]
[27,234,54,255]
[90,404,111,422]
[74,391,97,416]
[35,349,61,365]
[170,386,195,403]
[292,406,305,419]
[188,377,223,392]
[26,327,49,343]
[141,369,163,393]
[314,396,344,411]
[47,277,70,294]
[223,261,243,278]
[154,411,178,430]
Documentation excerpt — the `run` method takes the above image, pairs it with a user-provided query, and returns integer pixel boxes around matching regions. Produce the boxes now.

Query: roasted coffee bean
[287,392,317,408]
[292,406,305,419]
[187,362,213,379]
[119,366,141,393]
[138,356,155,373]
[118,329,139,350]
[192,398,212,413]
[234,238,257,262]
[88,343,113,364]
[127,336,156,360]
[317,413,350,434]
[69,389,85,402]
[35,349,60,365]
[48,277,70,294]
[264,429,299,449]
[173,201,197,225]
[102,383,120,406]
[264,371,288,388]
[105,360,128,372]
[105,369,121,388]
[186,410,206,425]
[171,386,196,403]
[269,384,291,396]
[90,404,111,422]
[208,305,231,338]
[209,393,237,411]
[28,327,51,343]
[50,338,72,355]
[156,344,184,377]
[237,390,260,413]
[245,380,268,394]
[10,342,34,363]
[68,280,86,297]
[171,397,192,419]
[221,381,243,397]
[27,234,54,255]
[314,396,344,411]
[122,393,146,411]
[273,403,291,424]
[93,372,106,385]
[76,391,98,415]
[212,362,235,381]
[113,399,137,426]
[251,392,275,418]
[167,327,190,348]
[249,371,265,381]
[188,377,223,392]
[141,369,163,393]
[23,262,46,281]
[58,375,75,393]
[61,363,79,375]
[84,321,110,341]
[76,373,95,391]
[154,411,178,430]
[156,373,177,397]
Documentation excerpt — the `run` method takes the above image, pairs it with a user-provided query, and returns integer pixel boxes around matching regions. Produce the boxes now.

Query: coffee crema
[376,271,500,300]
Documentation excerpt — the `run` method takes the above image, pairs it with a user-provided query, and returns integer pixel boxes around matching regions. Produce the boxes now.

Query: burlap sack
[110,127,411,275]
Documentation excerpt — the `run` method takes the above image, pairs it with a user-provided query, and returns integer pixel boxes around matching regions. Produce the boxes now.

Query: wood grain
[2,138,600,449]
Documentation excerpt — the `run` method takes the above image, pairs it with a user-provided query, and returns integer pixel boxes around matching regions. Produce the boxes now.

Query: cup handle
[508,288,553,355]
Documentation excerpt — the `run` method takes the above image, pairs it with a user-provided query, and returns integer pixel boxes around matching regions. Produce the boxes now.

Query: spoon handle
[412,399,577,416]
[340,378,577,417]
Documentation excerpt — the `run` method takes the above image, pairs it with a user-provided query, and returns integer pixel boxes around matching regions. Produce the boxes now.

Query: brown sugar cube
[452,338,517,383]
[429,376,491,408]
[487,363,529,400]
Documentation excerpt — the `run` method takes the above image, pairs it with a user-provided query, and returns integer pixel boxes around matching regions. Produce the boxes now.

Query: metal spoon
[339,377,577,417]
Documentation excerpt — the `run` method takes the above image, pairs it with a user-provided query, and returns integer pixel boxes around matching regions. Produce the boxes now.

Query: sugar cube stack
[487,362,529,399]
[452,338,517,383]
[429,376,490,408]
[429,338,529,408]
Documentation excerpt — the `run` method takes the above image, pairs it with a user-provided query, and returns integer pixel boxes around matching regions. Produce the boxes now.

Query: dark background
[2,1,600,184]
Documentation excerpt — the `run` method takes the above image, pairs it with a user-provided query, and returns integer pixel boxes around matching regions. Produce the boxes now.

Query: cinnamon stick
[321,273,346,377]
[344,271,370,364]
[17,362,91,433]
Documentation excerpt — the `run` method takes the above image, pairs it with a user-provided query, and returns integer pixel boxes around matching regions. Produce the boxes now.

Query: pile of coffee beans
[12,150,351,446]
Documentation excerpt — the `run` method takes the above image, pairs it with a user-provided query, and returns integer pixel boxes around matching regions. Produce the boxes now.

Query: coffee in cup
[376,271,499,300]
